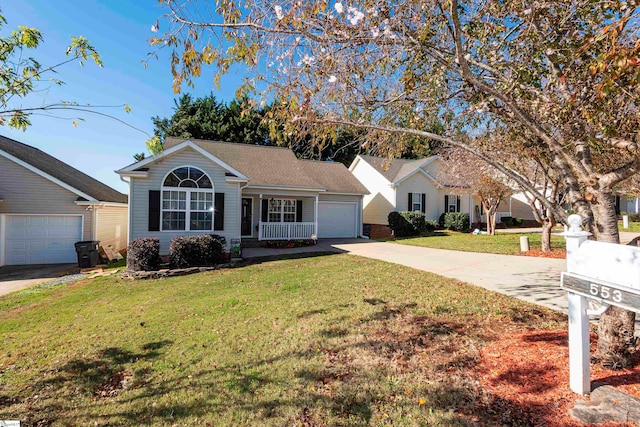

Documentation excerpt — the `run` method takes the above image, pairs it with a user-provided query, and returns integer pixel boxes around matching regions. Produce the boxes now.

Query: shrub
[513,217,524,226]
[425,220,437,232]
[402,211,427,233]
[438,212,446,229]
[388,211,432,236]
[169,234,225,268]
[500,216,513,226]
[444,212,470,231]
[388,211,413,237]
[126,238,161,271]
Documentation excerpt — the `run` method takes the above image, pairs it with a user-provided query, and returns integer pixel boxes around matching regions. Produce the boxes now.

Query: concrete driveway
[0,264,78,296]
[243,238,568,312]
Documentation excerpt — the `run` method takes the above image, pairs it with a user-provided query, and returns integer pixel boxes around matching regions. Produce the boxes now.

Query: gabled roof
[123,138,368,195]
[0,135,128,204]
[354,154,438,184]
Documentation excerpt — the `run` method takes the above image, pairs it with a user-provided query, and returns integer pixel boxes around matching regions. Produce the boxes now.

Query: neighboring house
[0,135,128,266]
[349,155,478,232]
[349,154,536,235]
[496,193,538,222]
[116,138,368,253]
[615,195,640,215]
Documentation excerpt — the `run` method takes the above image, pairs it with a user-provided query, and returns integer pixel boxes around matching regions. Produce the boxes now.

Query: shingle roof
[0,135,128,203]
[163,138,368,194]
[358,154,437,183]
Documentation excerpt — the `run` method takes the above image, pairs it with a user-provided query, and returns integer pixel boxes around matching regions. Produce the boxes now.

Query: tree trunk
[489,212,497,235]
[540,219,554,252]
[592,190,636,367]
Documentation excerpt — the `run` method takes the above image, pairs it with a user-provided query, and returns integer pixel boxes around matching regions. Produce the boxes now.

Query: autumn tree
[439,150,511,235]
[151,1,640,366]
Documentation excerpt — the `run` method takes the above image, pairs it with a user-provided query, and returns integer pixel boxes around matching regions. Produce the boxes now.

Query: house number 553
[590,283,623,303]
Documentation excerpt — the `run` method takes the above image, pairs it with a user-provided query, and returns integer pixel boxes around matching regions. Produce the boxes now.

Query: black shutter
[261,199,268,222]
[421,193,426,214]
[444,195,449,213]
[456,196,461,212]
[408,193,413,211]
[214,193,225,230]
[296,200,303,222]
[148,190,160,231]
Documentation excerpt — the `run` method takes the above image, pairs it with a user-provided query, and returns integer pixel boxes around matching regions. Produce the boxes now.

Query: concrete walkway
[243,239,568,313]
[0,264,78,296]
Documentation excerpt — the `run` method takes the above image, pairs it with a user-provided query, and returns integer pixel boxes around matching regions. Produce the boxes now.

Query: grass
[0,254,565,426]
[387,230,566,255]
[619,220,640,233]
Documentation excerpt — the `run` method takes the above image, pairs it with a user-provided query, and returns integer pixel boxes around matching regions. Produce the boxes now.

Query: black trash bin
[75,240,100,268]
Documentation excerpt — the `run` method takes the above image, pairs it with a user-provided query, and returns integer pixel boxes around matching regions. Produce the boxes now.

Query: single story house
[116,138,368,253]
[349,154,536,236]
[0,135,128,266]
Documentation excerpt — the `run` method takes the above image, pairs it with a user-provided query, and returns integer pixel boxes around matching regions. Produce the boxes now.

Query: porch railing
[259,222,315,240]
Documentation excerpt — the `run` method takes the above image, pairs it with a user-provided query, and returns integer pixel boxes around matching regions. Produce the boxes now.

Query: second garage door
[317,202,358,238]
[4,215,82,265]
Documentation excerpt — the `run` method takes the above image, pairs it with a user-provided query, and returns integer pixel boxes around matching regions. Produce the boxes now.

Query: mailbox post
[561,214,640,395]
[562,215,592,395]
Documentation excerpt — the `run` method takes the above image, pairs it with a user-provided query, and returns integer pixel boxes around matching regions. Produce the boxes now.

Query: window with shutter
[160,166,214,231]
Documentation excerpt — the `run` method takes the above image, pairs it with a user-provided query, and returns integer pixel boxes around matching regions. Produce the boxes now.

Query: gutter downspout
[120,176,131,246]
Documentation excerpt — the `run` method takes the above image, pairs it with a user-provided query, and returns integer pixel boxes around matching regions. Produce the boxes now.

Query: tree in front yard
[150,1,640,366]
[439,149,511,235]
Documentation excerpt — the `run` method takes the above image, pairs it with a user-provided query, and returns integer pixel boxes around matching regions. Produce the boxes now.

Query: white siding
[0,155,91,240]
[350,158,395,225]
[96,205,128,252]
[129,147,241,253]
[396,172,441,221]
[435,189,475,222]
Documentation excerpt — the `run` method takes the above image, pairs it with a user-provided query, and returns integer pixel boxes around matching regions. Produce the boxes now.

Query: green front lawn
[0,254,565,426]
[388,231,565,255]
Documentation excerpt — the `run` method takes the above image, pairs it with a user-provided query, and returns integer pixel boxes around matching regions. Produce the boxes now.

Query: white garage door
[4,215,82,265]
[317,202,357,238]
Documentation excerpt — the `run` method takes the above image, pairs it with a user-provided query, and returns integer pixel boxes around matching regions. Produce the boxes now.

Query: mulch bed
[474,329,640,426]
[522,249,567,259]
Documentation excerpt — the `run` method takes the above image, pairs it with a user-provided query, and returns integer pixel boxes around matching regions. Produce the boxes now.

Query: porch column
[314,195,319,238]
[468,195,472,223]
[259,194,263,240]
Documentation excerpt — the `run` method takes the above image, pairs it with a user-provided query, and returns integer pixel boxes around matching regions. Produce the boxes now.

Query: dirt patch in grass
[522,249,567,259]
[474,329,640,426]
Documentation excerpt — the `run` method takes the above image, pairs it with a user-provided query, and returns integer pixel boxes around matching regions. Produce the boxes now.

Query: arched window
[161,166,214,231]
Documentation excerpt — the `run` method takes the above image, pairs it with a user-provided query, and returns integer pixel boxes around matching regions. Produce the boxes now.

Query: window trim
[448,194,458,213]
[411,192,423,212]
[160,166,215,232]
[266,198,297,223]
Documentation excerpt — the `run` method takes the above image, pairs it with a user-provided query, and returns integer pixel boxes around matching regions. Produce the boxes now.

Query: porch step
[241,239,261,248]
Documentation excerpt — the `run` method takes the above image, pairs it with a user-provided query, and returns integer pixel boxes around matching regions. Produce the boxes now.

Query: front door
[241,198,253,236]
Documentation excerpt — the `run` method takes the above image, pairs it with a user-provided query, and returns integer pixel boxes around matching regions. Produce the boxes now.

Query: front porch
[259,221,316,240]
[242,192,319,241]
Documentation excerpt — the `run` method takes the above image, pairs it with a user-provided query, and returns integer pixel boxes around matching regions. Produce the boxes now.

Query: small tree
[439,149,511,235]
[476,176,512,236]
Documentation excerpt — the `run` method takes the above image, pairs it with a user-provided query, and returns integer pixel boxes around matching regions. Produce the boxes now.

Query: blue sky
[3,1,244,193]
